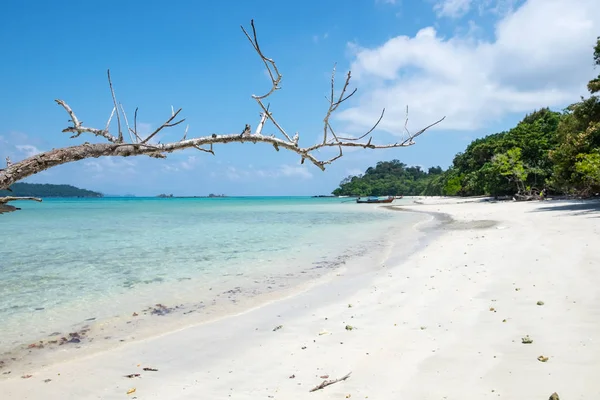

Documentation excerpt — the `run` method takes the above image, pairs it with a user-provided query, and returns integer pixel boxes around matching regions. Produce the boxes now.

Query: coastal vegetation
[333,37,600,199]
[332,161,444,197]
[0,183,102,198]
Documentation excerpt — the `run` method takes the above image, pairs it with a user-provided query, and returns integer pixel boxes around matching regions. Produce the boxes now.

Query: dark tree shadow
[532,200,600,217]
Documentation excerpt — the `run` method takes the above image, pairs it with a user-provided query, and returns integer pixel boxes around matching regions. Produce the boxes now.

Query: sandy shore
[2,198,600,399]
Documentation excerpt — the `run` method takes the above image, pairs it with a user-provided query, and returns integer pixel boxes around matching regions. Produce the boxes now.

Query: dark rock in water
[34,307,45,311]
[85,317,96,321]
[67,338,81,344]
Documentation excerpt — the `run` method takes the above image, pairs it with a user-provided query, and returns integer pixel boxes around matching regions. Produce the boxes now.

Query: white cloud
[434,0,473,18]
[84,157,137,177]
[434,0,523,19]
[15,145,41,158]
[219,163,313,181]
[162,155,200,172]
[279,164,313,179]
[337,0,600,133]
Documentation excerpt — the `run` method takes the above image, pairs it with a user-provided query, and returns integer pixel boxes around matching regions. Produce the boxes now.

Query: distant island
[0,183,103,198]
[156,193,227,198]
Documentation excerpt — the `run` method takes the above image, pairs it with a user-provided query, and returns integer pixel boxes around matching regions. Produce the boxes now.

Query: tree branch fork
[0,19,445,210]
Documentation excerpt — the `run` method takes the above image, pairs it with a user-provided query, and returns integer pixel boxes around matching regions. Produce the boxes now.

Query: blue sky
[1,0,599,196]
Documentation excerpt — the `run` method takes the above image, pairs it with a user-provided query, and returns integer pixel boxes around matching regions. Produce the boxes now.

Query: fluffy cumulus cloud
[337,0,600,134]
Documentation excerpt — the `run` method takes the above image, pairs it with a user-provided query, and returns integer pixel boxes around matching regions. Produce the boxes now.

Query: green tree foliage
[490,148,528,194]
[331,160,447,196]
[549,37,600,194]
[588,36,600,94]
[574,152,600,195]
[0,183,103,198]
[549,97,600,193]
[449,108,560,196]
[333,38,600,198]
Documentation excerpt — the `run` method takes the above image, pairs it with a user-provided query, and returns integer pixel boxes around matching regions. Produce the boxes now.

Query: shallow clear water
[0,196,419,354]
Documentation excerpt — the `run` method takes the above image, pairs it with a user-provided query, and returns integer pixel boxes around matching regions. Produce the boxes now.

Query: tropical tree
[490,148,528,194]
[549,37,600,194]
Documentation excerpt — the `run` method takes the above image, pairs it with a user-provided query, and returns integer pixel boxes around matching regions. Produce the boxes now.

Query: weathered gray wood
[0,197,42,214]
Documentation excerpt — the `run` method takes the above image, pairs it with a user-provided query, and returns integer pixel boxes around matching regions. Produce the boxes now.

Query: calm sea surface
[0,196,422,357]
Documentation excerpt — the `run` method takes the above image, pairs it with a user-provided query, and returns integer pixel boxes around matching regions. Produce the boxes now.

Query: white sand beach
[2,198,599,399]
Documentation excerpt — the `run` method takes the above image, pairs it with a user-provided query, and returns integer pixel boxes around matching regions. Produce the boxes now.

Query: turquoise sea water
[0,196,421,360]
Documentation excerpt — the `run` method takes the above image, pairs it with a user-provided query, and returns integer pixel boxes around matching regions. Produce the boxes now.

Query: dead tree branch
[0,19,445,213]
[107,70,123,143]
[309,372,352,392]
[0,197,42,214]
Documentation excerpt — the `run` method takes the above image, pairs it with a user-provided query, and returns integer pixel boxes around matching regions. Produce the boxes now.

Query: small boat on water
[356,196,395,204]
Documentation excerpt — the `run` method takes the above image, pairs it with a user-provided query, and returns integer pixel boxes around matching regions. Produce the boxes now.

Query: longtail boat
[356,196,395,204]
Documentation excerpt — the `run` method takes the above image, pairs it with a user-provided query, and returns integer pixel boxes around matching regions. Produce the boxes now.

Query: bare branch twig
[241,19,281,100]
[254,110,269,135]
[193,143,215,155]
[119,103,135,143]
[105,107,116,133]
[338,109,386,141]
[55,99,118,142]
[322,67,358,144]
[0,197,42,215]
[141,108,185,144]
[309,372,352,392]
[0,196,42,204]
[107,70,123,143]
